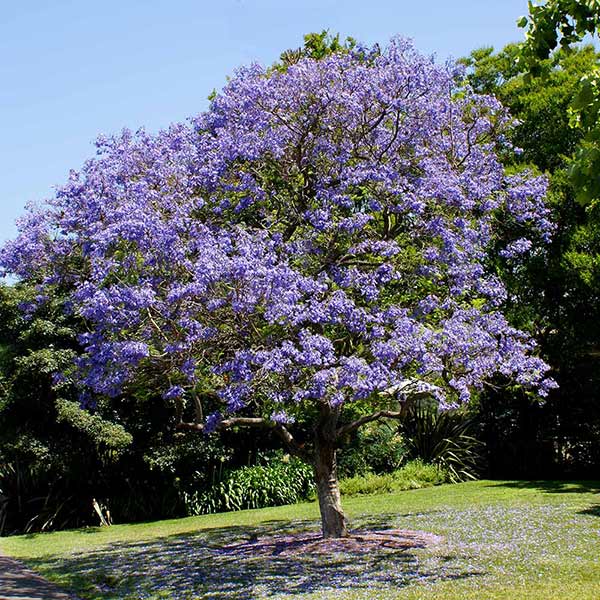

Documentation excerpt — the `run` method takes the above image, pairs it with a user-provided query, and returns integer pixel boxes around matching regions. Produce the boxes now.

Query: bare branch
[176,417,268,432]
[273,424,312,462]
[336,410,404,438]
[336,379,439,438]
[176,416,311,461]
[190,390,204,424]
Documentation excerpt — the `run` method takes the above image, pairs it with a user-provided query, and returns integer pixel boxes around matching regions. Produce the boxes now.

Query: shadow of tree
[485,480,600,494]
[578,505,600,517]
[26,516,483,599]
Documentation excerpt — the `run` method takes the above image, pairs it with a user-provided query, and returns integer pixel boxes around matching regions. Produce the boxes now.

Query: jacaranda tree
[1,39,556,537]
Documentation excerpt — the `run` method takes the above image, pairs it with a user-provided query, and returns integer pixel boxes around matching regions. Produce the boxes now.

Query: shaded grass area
[1,480,599,599]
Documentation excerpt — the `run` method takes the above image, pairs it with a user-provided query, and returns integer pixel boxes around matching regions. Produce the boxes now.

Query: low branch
[176,417,268,431]
[336,410,404,438]
[191,390,204,424]
[176,417,311,461]
[273,424,312,462]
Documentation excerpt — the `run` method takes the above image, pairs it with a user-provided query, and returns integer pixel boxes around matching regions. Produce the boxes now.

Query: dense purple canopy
[1,38,556,428]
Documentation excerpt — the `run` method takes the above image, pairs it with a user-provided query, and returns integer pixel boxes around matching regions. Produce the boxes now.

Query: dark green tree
[462,44,600,475]
[518,0,600,203]
[0,283,231,534]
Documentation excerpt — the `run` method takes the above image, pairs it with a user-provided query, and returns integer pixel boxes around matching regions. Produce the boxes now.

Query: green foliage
[518,0,600,69]
[339,472,396,496]
[462,43,600,477]
[0,284,95,534]
[337,421,407,478]
[0,283,238,534]
[462,44,596,171]
[275,30,359,71]
[568,68,600,202]
[400,407,484,483]
[339,460,446,497]
[396,458,448,487]
[183,453,315,514]
[0,459,91,535]
[55,399,132,451]
[517,0,600,203]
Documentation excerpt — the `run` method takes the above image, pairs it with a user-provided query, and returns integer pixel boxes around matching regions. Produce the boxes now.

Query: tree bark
[314,404,348,538]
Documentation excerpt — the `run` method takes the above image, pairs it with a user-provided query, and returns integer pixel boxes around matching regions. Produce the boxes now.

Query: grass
[1,480,599,599]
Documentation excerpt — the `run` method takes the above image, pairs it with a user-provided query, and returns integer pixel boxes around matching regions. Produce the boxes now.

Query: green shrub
[337,421,407,477]
[339,459,446,497]
[183,453,315,515]
[339,472,396,496]
[392,459,446,490]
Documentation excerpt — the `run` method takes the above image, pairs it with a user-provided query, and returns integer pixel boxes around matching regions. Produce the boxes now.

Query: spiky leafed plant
[401,405,484,483]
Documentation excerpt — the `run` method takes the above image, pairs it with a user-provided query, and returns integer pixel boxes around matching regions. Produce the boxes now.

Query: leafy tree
[518,0,600,203]
[1,39,555,538]
[0,283,232,534]
[0,283,133,532]
[518,0,600,68]
[462,43,600,475]
[277,30,358,68]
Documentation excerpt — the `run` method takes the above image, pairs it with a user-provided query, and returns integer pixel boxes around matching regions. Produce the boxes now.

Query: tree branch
[336,380,437,438]
[273,424,312,462]
[176,417,311,461]
[190,390,204,424]
[176,416,269,431]
[336,410,405,438]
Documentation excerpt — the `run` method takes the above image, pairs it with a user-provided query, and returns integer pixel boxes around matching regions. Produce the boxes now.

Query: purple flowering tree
[2,39,556,538]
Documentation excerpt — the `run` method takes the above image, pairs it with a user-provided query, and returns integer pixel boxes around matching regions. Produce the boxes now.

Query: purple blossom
[163,386,185,400]
[270,410,295,425]
[0,37,556,423]
[204,411,222,434]
[499,238,533,258]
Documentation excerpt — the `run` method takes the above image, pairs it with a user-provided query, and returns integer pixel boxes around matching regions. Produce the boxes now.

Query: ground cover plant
[1,480,599,599]
[338,459,446,496]
[1,37,556,538]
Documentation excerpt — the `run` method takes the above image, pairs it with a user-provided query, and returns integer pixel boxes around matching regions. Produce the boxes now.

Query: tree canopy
[462,42,600,475]
[1,38,555,537]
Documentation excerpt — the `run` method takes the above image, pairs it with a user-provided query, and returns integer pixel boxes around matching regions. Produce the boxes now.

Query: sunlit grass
[1,480,599,599]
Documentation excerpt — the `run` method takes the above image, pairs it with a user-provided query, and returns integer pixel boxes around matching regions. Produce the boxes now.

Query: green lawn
[1,480,599,599]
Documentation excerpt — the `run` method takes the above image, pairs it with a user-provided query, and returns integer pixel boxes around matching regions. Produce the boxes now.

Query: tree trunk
[314,405,348,538]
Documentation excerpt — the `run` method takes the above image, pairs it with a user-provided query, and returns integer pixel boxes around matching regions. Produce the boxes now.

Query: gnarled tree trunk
[314,404,348,538]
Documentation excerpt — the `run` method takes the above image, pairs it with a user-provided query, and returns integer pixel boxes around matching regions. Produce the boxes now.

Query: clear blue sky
[0,0,529,247]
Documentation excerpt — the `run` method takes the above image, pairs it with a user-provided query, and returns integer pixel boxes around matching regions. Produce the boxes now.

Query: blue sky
[0,0,528,247]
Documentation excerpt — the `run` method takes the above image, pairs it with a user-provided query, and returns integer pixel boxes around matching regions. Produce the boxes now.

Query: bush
[401,406,485,483]
[337,421,407,478]
[339,460,446,497]
[339,472,396,496]
[183,453,315,515]
[393,459,446,489]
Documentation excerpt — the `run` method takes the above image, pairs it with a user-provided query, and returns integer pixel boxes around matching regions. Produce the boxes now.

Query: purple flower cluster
[0,37,556,421]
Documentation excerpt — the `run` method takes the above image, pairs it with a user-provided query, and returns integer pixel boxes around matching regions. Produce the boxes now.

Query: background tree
[518,0,600,203]
[0,283,131,532]
[1,39,555,538]
[0,283,232,534]
[462,43,600,475]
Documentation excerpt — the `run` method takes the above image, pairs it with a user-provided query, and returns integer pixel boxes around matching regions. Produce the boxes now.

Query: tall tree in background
[1,39,555,538]
[518,0,600,203]
[462,43,600,474]
[0,283,133,533]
